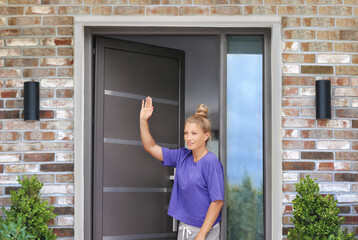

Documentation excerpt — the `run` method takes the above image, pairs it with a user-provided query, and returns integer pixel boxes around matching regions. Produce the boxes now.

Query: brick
[58,6,90,15]
[179,7,209,15]
[334,43,358,52]
[345,0,358,4]
[6,164,38,173]
[335,131,358,139]
[0,29,20,36]
[0,39,3,46]
[336,18,358,28]
[354,99,358,107]
[283,205,293,215]
[282,129,298,138]
[282,119,315,128]
[283,183,295,192]
[353,120,358,128]
[84,0,126,3]
[0,18,5,25]
[40,58,73,67]
[41,78,73,88]
[283,64,299,74]
[6,38,38,46]
[57,48,73,56]
[193,0,227,3]
[4,121,38,130]
[23,48,56,56]
[317,120,350,128]
[307,0,342,3]
[56,109,73,119]
[0,111,20,119]
[56,152,73,162]
[265,0,303,3]
[0,198,11,206]
[57,131,73,140]
[243,6,276,15]
[335,162,350,171]
[319,183,350,192]
[146,6,179,15]
[0,7,24,15]
[283,76,315,86]
[282,108,299,117]
[283,54,315,63]
[40,121,73,130]
[282,97,315,107]
[43,16,73,25]
[282,140,315,149]
[57,174,73,183]
[299,87,315,96]
[318,162,334,171]
[52,228,74,238]
[319,6,352,15]
[298,108,316,117]
[278,6,317,15]
[282,42,298,52]
[317,141,350,150]
[58,216,74,226]
[283,151,299,160]
[5,58,38,67]
[57,27,73,36]
[8,17,41,26]
[129,0,159,3]
[336,109,358,118]
[282,17,301,28]
[0,49,21,57]
[335,173,358,182]
[24,131,55,141]
[300,172,333,181]
[303,17,335,27]
[0,154,20,162]
[0,89,18,98]
[43,37,73,46]
[24,153,54,162]
[353,141,358,150]
[353,55,358,64]
[56,89,74,98]
[9,0,40,3]
[26,6,54,15]
[58,196,74,205]
[92,6,112,15]
[58,68,74,77]
[0,142,43,151]
[282,194,296,203]
[41,100,73,109]
[41,163,73,172]
[0,132,19,141]
[211,6,242,15]
[42,0,82,3]
[284,30,315,40]
[283,87,298,96]
[23,27,56,36]
[0,176,18,184]
[301,130,333,139]
[113,6,145,15]
[301,42,333,52]
[317,54,350,64]
[162,0,191,3]
[301,66,334,75]
[336,66,358,76]
[41,185,73,194]
[283,172,298,182]
[283,162,315,171]
[23,68,56,77]
[40,142,73,151]
[336,152,358,161]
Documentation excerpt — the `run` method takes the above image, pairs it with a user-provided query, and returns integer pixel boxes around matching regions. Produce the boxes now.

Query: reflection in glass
[227,36,264,240]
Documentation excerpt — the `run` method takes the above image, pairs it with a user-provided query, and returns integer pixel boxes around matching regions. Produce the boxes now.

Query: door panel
[94,37,184,240]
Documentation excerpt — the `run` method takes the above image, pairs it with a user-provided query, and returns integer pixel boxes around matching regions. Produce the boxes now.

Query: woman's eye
[184,132,188,135]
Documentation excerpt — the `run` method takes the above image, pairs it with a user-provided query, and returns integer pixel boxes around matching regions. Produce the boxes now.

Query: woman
[140,96,224,240]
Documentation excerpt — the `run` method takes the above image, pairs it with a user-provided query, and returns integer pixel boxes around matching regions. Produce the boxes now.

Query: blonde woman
[140,97,224,240]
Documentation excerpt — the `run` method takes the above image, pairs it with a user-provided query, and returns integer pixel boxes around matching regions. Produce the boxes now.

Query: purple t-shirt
[162,147,224,228]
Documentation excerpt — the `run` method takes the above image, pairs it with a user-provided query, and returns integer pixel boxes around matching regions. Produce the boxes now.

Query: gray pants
[177,221,220,240]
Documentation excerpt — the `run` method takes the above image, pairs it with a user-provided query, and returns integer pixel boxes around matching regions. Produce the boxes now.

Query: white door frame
[74,16,282,240]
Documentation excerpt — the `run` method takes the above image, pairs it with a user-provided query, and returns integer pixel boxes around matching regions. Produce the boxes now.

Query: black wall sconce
[316,80,331,119]
[24,81,39,121]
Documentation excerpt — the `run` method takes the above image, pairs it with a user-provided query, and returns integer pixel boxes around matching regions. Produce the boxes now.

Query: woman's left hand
[194,233,206,240]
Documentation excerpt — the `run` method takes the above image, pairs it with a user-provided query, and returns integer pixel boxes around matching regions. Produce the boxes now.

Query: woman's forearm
[197,200,223,237]
[140,119,163,161]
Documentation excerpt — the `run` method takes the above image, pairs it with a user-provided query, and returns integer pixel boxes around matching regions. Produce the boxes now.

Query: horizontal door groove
[104,90,178,106]
[103,232,177,240]
[104,138,178,149]
[103,187,172,193]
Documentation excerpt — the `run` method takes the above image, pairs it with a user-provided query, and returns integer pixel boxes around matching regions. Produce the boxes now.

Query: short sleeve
[204,160,224,202]
[161,147,185,168]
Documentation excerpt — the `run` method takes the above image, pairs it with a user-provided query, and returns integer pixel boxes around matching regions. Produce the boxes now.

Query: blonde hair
[185,104,212,142]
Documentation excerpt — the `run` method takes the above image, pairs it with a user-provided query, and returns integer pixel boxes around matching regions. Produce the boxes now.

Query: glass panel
[227,36,264,240]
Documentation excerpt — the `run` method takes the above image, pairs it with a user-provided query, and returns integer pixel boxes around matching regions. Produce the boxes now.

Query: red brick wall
[0,0,357,239]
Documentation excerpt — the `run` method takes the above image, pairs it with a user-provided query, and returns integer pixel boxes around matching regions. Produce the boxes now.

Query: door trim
[74,16,282,240]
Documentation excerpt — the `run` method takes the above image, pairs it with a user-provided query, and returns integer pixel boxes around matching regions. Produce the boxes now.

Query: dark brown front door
[93,37,185,240]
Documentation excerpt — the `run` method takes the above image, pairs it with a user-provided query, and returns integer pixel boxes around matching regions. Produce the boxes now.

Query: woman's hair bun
[195,104,209,118]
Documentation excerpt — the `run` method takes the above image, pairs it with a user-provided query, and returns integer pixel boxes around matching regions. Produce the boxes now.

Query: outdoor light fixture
[315,79,331,120]
[24,81,40,121]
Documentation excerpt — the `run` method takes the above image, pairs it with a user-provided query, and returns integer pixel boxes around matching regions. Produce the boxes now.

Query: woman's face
[184,122,209,151]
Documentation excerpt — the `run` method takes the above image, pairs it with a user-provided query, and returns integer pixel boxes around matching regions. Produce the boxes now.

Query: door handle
[173,218,177,232]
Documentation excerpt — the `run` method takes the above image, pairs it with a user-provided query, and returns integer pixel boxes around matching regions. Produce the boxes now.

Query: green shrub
[1,175,57,240]
[0,217,34,240]
[287,175,355,240]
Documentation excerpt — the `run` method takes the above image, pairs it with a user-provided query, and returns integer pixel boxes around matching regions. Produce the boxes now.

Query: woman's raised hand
[140,97,154,120]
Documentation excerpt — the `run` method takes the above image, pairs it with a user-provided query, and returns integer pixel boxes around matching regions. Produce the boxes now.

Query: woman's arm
[140,97,163,161]
[195,200,223,240]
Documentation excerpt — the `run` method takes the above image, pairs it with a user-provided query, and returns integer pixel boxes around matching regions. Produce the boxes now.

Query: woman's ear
[205,132,210,141]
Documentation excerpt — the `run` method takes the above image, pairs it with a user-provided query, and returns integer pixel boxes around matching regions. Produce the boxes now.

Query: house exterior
[0,1,357,239]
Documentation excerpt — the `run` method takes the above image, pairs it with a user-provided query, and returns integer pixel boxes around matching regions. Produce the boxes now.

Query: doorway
[75,20,282,240]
